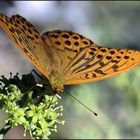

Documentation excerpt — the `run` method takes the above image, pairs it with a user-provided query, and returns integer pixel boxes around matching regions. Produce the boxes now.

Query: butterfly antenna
[64,90,97,116]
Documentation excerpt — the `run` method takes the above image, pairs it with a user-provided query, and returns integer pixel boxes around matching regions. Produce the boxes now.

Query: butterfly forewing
[65,45,140,84]
[0,13,51,79]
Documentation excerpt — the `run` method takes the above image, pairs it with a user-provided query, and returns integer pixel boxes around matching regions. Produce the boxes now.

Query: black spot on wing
[65,40,71,46]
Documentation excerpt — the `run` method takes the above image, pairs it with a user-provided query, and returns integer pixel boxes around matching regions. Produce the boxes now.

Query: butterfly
[0,12,140,94]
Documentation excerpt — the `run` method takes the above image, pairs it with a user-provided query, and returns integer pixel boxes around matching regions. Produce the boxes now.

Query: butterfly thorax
[49,70,64,94]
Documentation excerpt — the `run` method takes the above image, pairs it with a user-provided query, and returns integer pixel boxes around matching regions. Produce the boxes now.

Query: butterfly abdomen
[49,70,64,94]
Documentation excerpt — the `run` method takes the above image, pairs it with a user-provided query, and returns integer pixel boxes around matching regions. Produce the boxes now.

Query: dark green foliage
[0,73,64,139]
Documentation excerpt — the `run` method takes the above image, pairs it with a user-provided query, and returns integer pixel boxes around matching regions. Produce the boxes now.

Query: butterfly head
[49,70,64,94]
[51,84,64,94]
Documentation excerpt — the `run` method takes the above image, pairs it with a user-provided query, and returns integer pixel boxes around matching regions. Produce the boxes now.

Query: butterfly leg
[31,69,43,80]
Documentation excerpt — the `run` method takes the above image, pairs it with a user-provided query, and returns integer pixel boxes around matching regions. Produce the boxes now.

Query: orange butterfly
[0,12,140,94]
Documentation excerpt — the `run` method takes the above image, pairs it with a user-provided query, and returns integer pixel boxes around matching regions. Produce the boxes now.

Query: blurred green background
[0,1,140,139]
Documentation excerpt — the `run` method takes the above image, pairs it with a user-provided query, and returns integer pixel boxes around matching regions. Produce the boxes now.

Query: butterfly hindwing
[41,30,140,85]
[41,30,97,76]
